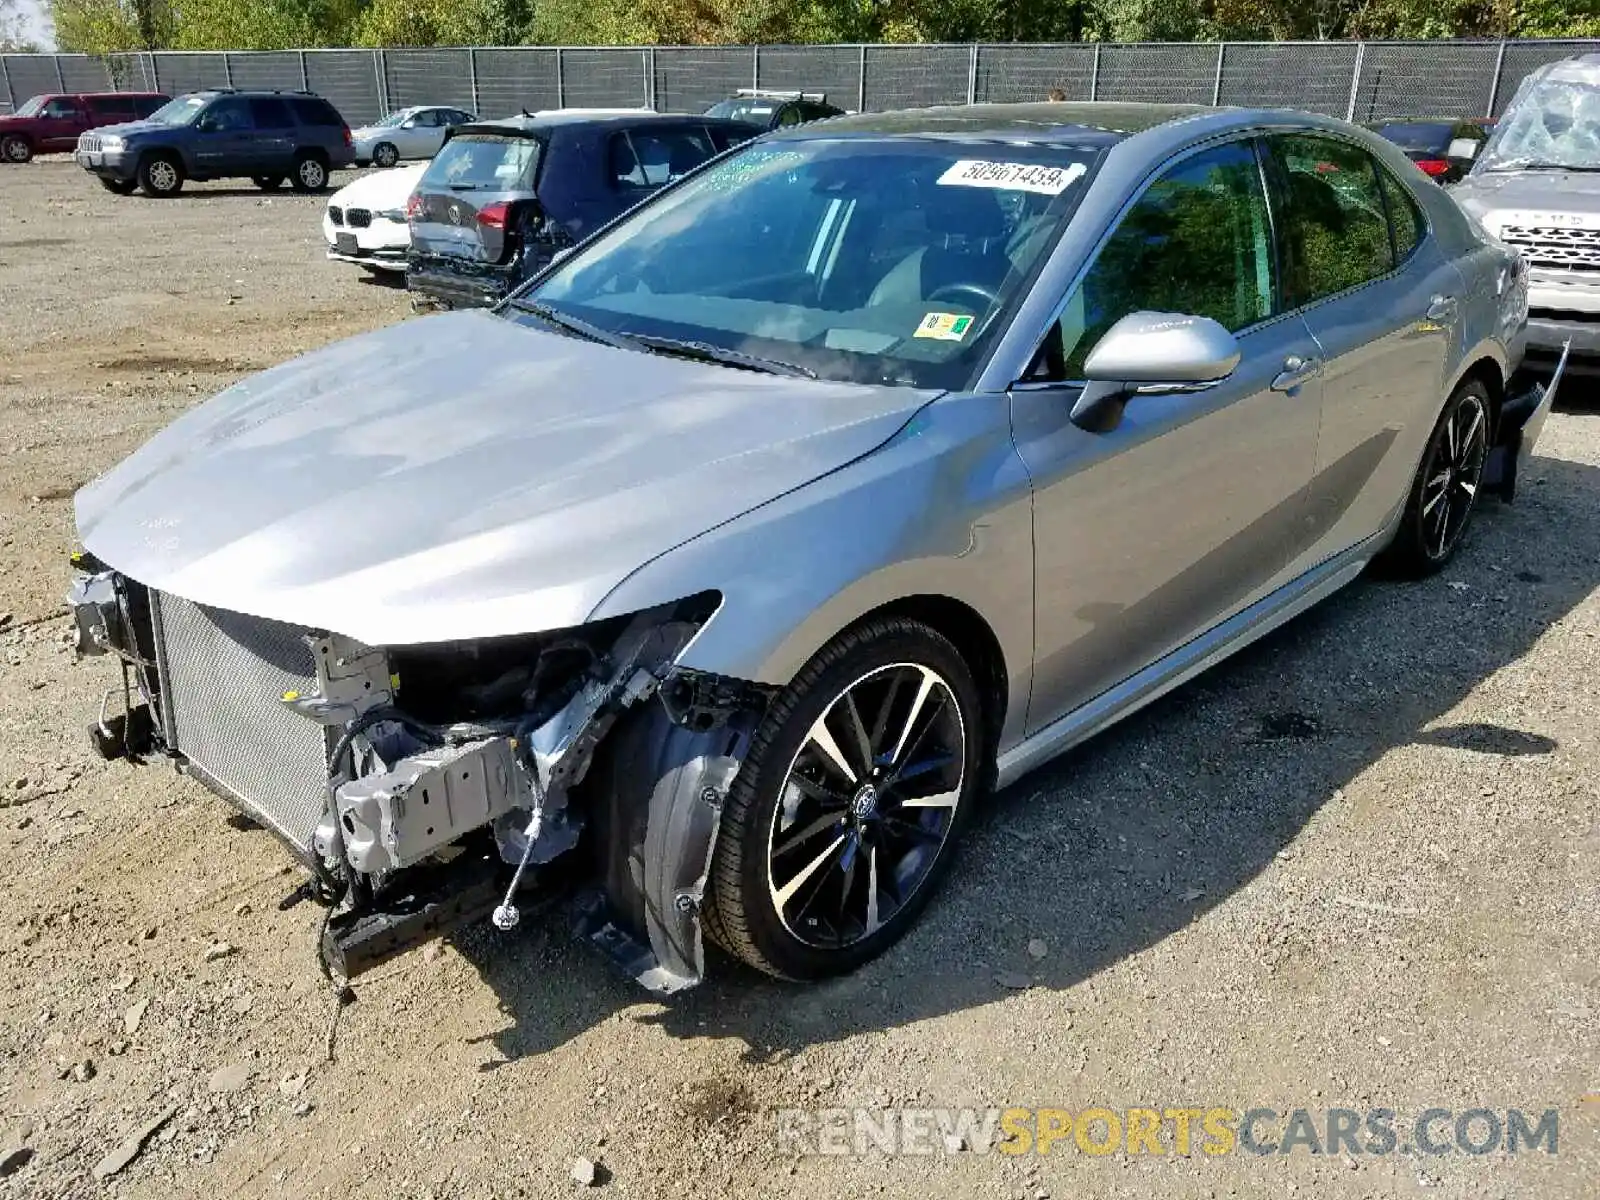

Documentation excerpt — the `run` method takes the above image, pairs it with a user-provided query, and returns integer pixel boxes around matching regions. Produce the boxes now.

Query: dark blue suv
[75,89,355,198]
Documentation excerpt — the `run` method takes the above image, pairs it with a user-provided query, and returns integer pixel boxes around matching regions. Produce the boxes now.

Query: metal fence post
[147,53,160,94]
[0,57,13,112]
[556,47,565,108]
[1486,39,1508,117]
[1089,44,1101,101]
[468,47,480,113]
[752,44,759,90]
[54,55,66,91]
[967,44,978,105]
[223,51,234,89]
[1345,42,1365,122]
[373,50,387,114]
[857,44,866,112]
[298,50,309,91]
[1212,43,1225,106]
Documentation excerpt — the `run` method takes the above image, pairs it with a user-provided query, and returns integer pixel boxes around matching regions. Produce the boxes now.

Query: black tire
[98,177,137,195]
[137,152,183,197]
[372,142,399,169]
[1380,379,1492,577]
[704,617,985,980]
[2,134,33,163]
[290,152,329,193]
[252,175,284,191]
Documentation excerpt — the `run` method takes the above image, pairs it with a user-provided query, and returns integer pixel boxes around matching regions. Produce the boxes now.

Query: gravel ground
[1,159,1597,1200]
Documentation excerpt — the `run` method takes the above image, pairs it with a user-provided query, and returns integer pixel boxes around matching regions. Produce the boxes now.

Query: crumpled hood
[76,310,937,646]
[329,162,428,210]
[1452,170,1600,229]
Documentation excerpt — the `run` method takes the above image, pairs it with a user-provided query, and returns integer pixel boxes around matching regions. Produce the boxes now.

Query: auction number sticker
[914,312,975,341]
[937,159,1087,195]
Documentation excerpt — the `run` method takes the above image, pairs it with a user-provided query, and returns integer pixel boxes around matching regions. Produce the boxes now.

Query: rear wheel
[704,617,984,980]
[1381,379,1492,576]
[2,135,32,163]
[137,153,183,197]
[252,175,284,191]
[372,142,399,169]
[290,153,328,193]
[98,177,137,195]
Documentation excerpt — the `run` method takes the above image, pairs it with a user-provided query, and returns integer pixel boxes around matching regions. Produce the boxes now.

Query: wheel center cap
[850,784,880,820]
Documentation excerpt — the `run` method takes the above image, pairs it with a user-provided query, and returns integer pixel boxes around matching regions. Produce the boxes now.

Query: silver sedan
[70,103,1550,992]
[351,104,476,167]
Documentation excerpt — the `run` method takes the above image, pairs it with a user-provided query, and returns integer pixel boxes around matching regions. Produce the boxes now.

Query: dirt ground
[0,158,1597,1200]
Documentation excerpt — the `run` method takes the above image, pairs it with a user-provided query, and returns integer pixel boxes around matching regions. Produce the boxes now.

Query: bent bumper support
[1485,338,1569,502]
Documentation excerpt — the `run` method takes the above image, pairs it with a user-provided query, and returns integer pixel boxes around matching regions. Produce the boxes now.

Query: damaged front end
[66,568,769,993]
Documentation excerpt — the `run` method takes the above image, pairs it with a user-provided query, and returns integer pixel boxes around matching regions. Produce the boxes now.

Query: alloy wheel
[765,662,966,950]
[299,159,326,188]
[1420,392,1488,561]
[3,137,31,163]
[374,143,398,168]
[147,160,178,192]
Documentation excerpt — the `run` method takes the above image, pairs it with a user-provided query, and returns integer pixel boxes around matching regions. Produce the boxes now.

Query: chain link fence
[2,39,1596,122]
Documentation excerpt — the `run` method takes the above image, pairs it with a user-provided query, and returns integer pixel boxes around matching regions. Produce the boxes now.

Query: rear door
[192,97,256,174]
[602,123,717,215]
[409,131,543,266]
[248,97,295,173]
[1262,132,1460,572]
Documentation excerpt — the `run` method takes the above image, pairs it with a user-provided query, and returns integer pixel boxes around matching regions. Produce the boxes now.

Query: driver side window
[1031,139,1275,382]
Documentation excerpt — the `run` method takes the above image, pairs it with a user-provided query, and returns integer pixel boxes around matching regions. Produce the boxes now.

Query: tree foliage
[45,0,1600,53]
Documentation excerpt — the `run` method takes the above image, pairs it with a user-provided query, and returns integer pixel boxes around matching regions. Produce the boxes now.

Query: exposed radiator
[153,592,332,853]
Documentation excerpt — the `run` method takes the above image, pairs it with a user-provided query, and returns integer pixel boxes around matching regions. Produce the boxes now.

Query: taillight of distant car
[342,125,353,148]
[476,201,509,230]
[1415,158,1451,177]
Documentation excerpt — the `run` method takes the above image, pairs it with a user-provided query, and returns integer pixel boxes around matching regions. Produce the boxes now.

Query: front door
[36,96,85,151]
[192,97,255,175]
[1011,137,1325,731]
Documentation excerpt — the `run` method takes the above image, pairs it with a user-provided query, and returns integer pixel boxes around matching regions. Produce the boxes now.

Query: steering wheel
[927,281,1001,312]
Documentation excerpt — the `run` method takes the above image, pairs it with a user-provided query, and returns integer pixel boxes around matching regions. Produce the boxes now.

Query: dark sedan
[1366,117,1494,183]
[405,111,763,309]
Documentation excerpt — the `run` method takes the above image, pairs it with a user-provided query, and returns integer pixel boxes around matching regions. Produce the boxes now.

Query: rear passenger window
[1268,134,1395,305]
[250,98,293,129]
[1376,167,1424,264]
[609,128,714,189]
[289,97,343,127]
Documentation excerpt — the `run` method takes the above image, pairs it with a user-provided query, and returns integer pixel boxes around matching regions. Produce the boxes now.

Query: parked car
[324,162,428,274]
[406,111,761,309]
[1366,117,1494,182]
[69,102,1551,995]
[352,105,476,168]
[0,91,168,163]
[74,89,355,198]
[1451,53,1600,378]
[703,88,845,130]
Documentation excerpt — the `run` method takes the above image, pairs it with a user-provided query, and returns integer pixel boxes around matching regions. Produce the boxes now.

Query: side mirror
[1446,137,1481,161]
[1070,311,1241,432]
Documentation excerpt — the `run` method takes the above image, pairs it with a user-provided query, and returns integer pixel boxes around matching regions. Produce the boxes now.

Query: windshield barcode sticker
[937,160,1087,195]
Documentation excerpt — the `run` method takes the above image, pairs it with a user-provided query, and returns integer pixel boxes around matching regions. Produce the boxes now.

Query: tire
[1380,379,1492,577]
[252,175,284,191]
[2,135,32,163]
[372,142,399,169]
[137,152,183,197]
[290,153,329,193]
[704,617,985,980]
[98,177,137,195]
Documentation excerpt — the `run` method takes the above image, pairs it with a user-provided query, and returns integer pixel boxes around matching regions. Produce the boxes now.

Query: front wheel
[2,135,32,163]
[252,175,284,191]
[290,153,328,193]
[372,142,399,169]
[137,153,183,197]
[1381,379,1492,577]
[704,617,984,980]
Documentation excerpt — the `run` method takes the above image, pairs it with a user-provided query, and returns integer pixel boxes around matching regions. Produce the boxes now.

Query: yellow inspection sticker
[937,159,1087,195]
[914,312,975,341]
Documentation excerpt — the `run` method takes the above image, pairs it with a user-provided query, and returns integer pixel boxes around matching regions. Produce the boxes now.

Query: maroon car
[0,92,169,163]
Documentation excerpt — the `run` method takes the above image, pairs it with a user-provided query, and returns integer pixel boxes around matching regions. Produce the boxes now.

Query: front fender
[588,392,1037,749]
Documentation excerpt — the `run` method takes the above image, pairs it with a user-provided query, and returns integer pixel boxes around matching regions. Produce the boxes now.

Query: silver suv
[1452,54,1600,377]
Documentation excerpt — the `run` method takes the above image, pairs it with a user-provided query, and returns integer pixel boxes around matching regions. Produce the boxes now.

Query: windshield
[420,133,541,191]
[705,99,774,123]
[146,95,209,126]
[1478,74,1600,171]
[371,109,412,128]
[514,138,1098,389]
[13,95,45,117]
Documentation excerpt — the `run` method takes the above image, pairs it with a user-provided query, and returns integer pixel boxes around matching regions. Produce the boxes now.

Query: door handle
[1270,354,1322,393]
[1425,294,1458,322]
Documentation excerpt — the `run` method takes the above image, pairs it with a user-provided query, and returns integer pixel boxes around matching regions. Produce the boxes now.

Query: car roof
[453,111,759,137]
[765,101,1211,146]
[1367,116,1492,127]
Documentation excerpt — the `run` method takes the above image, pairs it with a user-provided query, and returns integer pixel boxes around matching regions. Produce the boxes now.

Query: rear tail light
[476,201,509,230]
[405,193,423,221]
[1415,158,1451,177]
[342,125,353,149]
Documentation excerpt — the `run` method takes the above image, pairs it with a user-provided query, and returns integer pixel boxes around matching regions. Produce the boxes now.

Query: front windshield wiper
[505,298,641,353]
[629,335,818,380]
[1488,162,1600,173]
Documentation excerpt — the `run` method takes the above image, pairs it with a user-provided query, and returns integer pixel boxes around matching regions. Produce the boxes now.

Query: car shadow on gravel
[454,451,1600,1066]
